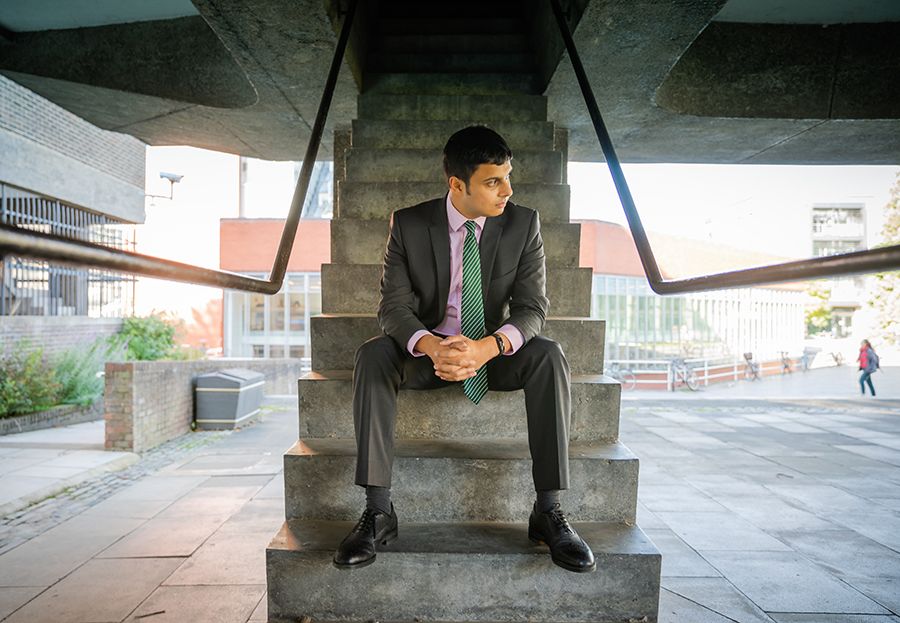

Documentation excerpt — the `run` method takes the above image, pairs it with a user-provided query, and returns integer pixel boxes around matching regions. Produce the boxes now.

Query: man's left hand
[436,335,495,379]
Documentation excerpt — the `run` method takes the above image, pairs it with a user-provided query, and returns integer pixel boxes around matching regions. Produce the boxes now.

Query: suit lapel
[428,198,451,316]
[479,212,505,303]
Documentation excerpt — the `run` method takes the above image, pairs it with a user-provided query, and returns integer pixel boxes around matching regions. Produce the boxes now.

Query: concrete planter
[0,401,103,436]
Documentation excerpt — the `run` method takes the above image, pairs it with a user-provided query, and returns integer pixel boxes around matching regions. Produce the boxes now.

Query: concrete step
[377,17,526,35]
[345,148,562,184]
[297,370,620,443]
[351,119,555,150]
[282,439,638,523]
[376,33,529,54]
[364,72,540,96]
[376,1,522,18]
[330,218,581,266]
[267,519,661,623]
[310,315,605,374]
[357,93,547,121]
[320,264,591,316]
[338,182,570,222]
[368,52,534,74]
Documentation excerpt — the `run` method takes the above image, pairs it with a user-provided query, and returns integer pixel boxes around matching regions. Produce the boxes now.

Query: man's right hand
[415,334,478,382]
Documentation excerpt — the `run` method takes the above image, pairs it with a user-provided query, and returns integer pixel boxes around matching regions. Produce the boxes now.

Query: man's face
[449,160,513,220]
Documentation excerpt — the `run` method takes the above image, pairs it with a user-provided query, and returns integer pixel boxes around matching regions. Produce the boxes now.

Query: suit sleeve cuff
[496,324,525,355]
[407,330,432,357]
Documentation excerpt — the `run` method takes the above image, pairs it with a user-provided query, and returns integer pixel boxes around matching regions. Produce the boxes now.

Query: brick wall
[0,75,144,189]
[104,359,304,452]
[0,316,123,358]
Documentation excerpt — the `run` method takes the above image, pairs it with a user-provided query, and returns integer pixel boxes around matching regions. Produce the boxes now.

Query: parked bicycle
[831,351,844,366]
[671,358,699,391]
[605,361,636,391]
[780,351,793,375]
[743,352,761,381]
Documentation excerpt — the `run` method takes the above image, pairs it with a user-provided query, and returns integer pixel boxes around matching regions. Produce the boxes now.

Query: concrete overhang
[0,0,897,164]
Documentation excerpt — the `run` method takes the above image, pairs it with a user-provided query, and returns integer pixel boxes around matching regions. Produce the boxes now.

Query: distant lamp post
[146,172,184,205]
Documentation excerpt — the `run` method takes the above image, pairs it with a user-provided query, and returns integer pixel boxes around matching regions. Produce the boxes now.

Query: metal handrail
[549,0,900,294]
[0,0,359,295]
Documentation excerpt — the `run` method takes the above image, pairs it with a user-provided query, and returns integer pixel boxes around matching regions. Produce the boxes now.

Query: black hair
[442,126,513,190]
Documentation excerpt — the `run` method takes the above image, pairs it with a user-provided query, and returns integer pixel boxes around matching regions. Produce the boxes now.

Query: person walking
[857,339,880,396]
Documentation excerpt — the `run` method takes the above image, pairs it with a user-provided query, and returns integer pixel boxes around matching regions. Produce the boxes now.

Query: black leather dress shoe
[333,505,398,569]
[528,503,596,573]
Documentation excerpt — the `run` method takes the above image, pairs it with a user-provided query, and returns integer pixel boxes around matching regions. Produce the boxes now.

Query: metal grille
[0,183,135,317]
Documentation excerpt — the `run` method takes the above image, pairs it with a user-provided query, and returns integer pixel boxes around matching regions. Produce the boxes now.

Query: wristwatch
[492,333,505,357]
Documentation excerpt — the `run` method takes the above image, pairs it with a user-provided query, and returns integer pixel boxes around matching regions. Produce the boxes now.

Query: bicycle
[780,351,793,375]
[671,358,699,391]
[830,351,844,366]
[743,352,761,381]
[605,362,636,391]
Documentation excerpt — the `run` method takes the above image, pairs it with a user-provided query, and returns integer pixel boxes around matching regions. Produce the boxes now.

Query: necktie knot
[465,220,477,236]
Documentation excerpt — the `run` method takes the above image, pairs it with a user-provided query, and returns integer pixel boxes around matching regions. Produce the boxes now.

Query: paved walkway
[0,388,898,622]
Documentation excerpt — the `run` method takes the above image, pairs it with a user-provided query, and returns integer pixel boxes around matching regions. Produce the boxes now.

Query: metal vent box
[195,369,265,430]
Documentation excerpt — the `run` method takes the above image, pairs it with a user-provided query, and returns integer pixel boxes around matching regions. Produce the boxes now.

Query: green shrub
[0,343,61,418]
[120,315,176,361]
[54,335,126,407]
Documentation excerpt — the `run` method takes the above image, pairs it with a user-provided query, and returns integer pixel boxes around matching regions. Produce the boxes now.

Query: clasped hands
[416,334,502,382]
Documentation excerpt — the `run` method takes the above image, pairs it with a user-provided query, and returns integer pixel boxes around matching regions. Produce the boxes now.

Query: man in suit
[333,126,595,573]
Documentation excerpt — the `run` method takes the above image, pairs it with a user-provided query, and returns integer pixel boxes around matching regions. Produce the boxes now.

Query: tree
[869,173,900,344]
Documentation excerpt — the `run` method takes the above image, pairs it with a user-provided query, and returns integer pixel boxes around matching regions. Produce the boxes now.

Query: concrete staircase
[266,5,661,621]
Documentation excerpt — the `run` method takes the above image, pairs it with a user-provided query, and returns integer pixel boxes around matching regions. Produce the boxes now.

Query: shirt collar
[446,193,486,232]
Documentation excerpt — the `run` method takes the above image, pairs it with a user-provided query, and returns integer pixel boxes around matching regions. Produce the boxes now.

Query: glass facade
[223,272,322,366]
[591,274,806,361]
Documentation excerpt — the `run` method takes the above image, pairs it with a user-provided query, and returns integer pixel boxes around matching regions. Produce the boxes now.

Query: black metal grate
[0,183,135,317]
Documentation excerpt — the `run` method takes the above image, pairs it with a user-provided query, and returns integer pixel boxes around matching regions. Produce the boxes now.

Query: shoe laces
[546,504,574,534]
[352,507,379,534]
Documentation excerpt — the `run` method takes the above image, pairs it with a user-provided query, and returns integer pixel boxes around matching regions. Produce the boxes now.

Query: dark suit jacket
[377,195,549,351]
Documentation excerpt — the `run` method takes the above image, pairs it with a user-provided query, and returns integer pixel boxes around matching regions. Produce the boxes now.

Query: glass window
[270,293,285,332]
[249,294,265,332]
[290,345,305,358]
[252,344,265,357]
[270,345,285,358]
[289,293,306,332]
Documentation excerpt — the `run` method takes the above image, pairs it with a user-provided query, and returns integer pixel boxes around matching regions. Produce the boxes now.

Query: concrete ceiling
[0,0,897,164]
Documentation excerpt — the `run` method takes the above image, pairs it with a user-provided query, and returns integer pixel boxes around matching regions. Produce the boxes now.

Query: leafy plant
[53,335,126,407]
[119,315,177,360]
[0,342,61,418]
[869,172,900,345]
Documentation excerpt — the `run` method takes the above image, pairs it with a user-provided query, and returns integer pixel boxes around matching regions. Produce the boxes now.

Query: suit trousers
[352,334,571,491]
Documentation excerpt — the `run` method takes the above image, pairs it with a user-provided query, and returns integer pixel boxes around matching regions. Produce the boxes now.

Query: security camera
[159,172,184,184]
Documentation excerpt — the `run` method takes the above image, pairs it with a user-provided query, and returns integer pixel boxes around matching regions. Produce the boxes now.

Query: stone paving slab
[661,577,774,623]
[123,585,265,623]
[3,557,183,623]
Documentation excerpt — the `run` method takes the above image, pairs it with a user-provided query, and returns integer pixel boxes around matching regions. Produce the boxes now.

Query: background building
[0,75,145,356]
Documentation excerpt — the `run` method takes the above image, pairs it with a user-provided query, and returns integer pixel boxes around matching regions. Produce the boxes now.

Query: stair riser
[358,93,548,122]
[311,316,605,374]
[369,52,533,74]
[338,182,570,222]
[352,119,555,151]
[378,17,526,35]
[283,452,638,523]
[297,375,620,442]
[331,219,581,267]
[377,33,529,54]
[345,149,562,184]
[321,264,591,316]
[365,72,539,96]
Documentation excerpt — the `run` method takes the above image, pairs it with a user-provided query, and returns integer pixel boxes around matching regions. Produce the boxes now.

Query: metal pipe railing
[549,0,900,294]
[0,0,359,295]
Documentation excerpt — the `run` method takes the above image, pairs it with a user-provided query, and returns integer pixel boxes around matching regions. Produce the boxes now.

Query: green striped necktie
[461,220,488,404]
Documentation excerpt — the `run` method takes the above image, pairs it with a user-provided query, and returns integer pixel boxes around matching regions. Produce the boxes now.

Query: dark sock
[536,489,561,513]
[365,485,392,515]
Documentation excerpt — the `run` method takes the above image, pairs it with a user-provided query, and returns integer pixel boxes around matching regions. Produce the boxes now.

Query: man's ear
[448,175,466,194]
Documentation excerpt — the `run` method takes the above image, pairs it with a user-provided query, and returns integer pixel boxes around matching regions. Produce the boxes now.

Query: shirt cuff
[496,324,525,355]
[407,330,432,357]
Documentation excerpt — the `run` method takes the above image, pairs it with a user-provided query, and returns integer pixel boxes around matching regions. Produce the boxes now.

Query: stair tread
[291,438,635,461]
[271,519,658,557]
